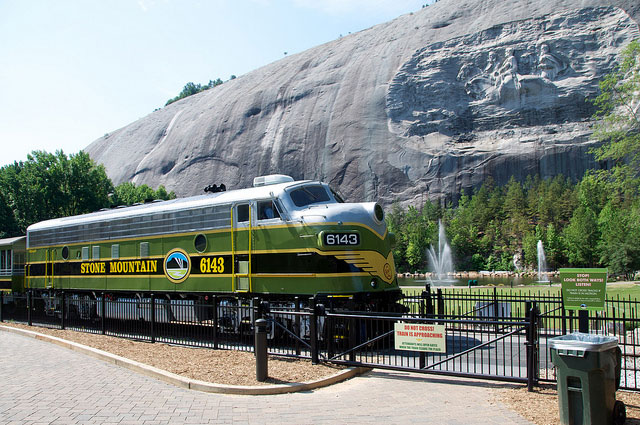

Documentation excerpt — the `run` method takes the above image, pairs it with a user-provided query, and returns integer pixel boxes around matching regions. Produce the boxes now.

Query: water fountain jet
[427,220,455,284]
[537,240,549,283]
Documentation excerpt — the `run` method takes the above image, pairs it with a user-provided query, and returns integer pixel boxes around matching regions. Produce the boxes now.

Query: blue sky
[0,0,429,167]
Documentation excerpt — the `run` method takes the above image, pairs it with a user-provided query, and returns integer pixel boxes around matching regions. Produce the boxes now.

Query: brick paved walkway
[0,331,531,424]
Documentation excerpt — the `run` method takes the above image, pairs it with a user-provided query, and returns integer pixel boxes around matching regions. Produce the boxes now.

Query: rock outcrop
[85,0,640,206]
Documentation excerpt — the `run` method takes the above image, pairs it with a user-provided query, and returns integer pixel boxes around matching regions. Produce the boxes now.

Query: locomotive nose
[295,201,388,239]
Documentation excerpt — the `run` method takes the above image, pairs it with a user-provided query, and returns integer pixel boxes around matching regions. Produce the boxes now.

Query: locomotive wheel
[613,400,626,425]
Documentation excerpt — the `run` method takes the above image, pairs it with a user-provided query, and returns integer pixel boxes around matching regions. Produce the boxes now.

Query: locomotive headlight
[370,278,378,288]
[373,203,384,224]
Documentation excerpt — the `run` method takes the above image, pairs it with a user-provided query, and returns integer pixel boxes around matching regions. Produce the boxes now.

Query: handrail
[51,249,56,289]
[44,250,49,288]
[230,207,235,291]
[248,206,252,292]
[230,204,252,292]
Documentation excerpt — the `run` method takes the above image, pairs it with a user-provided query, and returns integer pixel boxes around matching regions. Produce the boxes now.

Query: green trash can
[549,332,626,425]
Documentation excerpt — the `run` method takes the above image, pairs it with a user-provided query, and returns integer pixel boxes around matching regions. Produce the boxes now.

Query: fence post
[101,292,106,335]
[253,297,261,319]
[533,302,539,387]
[255,318,268,381]
[578,310,589,333]
[561,297,567,335]
[310,296,319,365]
[212,295,218,350]
[493,287,499,333]
[28,289,32,326]
[348,316,356,362]
[294,296,301,356]
[525,301,539,392]
[423,284,434,318]
[150,294,156,343]
[436,289,444,322]
[568,310,574,333]
[60,291,65,330]
[0,291,3,322]
[327,313,335,360]
[425,284,434,317]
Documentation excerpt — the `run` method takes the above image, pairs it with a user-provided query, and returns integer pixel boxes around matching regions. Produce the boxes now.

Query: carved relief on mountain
[386,6,640,138]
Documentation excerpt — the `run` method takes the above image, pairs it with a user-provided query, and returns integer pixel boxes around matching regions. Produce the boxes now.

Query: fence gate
[318,307,539,388]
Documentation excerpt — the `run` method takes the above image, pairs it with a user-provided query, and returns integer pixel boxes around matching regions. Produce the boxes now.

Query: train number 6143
[200,257,225,273]
[323,232,360,246]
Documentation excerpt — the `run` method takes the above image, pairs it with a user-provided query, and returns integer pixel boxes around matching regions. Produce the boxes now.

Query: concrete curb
[0,324,369,395]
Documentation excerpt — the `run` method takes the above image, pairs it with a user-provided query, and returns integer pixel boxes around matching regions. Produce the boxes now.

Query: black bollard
[578,310,589,333]
[255,318,268,382]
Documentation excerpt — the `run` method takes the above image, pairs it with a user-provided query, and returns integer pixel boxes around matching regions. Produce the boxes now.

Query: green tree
[563,206,599,266]
[387,203,408,271]
[522,230,540,269]
[502,176,530,252]
[449,190,483,270]
[0,190,19,238]
[63,151,114,217]
[535,176,576,229]
[592,39,640,201]
[165,77,228,106]
[468,177,498,230]
[403,206,433,271]
[0,150,113,234]
[406,240,423,270]
[111,182,176,206]
[576,172,609,215]
[154,185,173,201]
[544,223,565,270]
[596,201,640,276]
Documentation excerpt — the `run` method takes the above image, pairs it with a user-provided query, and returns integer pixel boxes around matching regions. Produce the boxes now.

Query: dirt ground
[3,321,640,424]
[495,383,640,424]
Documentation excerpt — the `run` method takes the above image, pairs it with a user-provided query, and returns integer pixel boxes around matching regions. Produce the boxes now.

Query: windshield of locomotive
[289,185,334,207]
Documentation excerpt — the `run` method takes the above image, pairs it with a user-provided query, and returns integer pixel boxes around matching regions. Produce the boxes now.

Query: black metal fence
[402,287,640,391]
[1,288,639,391]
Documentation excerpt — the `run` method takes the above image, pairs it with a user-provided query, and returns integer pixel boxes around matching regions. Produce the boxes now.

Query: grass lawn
[401,282,640,326]
[401,281,640,300]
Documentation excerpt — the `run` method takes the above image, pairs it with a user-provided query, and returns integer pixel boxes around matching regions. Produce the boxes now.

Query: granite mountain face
[85,0,640,206]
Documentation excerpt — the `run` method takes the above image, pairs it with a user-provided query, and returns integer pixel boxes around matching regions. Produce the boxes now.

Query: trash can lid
[548,332,618,352]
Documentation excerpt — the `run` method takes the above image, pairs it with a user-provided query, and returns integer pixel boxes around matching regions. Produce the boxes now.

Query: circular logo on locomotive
[383,263,393,282]
[164,248,191,283]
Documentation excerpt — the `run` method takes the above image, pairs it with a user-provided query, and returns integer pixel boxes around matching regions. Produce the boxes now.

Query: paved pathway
[0,331,531,424]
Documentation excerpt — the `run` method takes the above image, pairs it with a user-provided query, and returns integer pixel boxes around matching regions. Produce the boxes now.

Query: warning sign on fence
[394,323,446,353]
[560,268,607,311]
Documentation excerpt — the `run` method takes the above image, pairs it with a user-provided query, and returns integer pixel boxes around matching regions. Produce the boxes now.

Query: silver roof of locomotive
[27,176,387,239]
[27,179,328,232]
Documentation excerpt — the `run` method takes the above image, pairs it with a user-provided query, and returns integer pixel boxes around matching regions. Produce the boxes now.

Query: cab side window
[237,204,250,223]
[258,200,280,220]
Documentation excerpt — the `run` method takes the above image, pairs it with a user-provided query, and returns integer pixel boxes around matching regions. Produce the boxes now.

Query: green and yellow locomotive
[25,175,399,309]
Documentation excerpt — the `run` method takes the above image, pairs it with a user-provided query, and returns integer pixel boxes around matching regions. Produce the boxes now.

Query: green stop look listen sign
[559,268,607,311]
